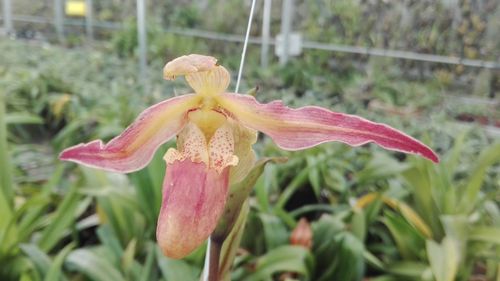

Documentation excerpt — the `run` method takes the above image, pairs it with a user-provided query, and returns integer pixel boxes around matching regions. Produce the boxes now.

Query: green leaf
[460,142,500,213]
[38,184,80,252]
[363,250,385,271]
[357,152,410,185]
[469,227,500,245]
[306,156,322,198]
[0,181,17,256]
[0,91,13,209]
[288,204,336,218]
[5,113,44,125]
[275,166,310,210]
[129,144,169,227]
[16,165,65,244]
[122,239,137,276]
[52,118,87,147]
[1,256,33,281]
[385,261,429,279]
[382,196,433,238]
[245,87,259,96]
[259,213,289,251]
[312,215,345,255]
[254,177,270,213]
[426,237,459,281]
[16,192,51,240]
[156,247,199,281]
[139,243,156,281]
[44,242,75,281]
[66,248,126,281]
[82,168,145,244]
[242,245,312,281]
[219,201,250,281]
[213,157,286,241]
[440,215,468,262]
[444,130,469,179]
[350,208,366,242]
[430,163,455,215]
[312,215,360,281]
[96,225,124,260]
[323,232,365,281]
[403,159,443,238]
[20,244,51,277]
[382,211,425,260]
[369,276,398,281]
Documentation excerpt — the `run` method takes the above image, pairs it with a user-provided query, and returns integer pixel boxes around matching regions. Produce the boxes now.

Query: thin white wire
[202,239,211,281]
[235,0,257,93]
[203,2,257,280]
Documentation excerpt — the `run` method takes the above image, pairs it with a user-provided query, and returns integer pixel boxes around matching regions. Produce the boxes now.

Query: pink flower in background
[60,54,439,258]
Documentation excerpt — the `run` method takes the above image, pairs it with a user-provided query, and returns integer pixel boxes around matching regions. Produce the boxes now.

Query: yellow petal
[164,122,208,164]
[208,122,239,173]
[185,65,230,97]
[228,119,257,184]
[164,120,238,173]
[163,54,218,80]
[188,108,227,139]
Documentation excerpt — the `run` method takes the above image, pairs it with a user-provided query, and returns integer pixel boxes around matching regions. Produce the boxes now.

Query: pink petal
[59,95,199,173]
[156,159,230,259]
[218,93,439,163]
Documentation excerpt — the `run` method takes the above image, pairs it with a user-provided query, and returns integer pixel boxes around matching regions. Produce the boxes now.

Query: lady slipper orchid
[60,54,439,259]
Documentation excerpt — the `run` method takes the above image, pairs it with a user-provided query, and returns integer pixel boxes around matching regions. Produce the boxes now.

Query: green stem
[0,91,13,207]
[207,237,222,281]
[275,167,310,209]
[218,201,250,280]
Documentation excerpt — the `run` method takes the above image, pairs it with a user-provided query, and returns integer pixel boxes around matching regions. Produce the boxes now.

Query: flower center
[185,66,230,97]
[164,111,238,173]
[188,108,226,140]
[163,122,238,173]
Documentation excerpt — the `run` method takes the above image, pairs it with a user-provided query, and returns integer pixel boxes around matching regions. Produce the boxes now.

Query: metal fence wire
[2,0,500,77]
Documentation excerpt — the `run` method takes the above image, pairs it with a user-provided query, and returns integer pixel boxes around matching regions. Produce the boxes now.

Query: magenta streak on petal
[156,159,230,259]
[59,94,197,173]
[220,93,439,163]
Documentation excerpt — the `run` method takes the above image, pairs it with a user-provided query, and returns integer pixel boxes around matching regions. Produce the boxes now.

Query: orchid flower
[60,54,439,259]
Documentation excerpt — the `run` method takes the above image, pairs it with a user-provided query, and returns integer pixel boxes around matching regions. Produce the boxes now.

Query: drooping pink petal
[156,159,230,259]
[59,95,199,173]
[218,93,439,163]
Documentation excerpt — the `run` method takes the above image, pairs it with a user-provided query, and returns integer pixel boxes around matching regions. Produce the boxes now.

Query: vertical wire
[202,239,211,281]
[234,0,257,93]
[203,1,258,280]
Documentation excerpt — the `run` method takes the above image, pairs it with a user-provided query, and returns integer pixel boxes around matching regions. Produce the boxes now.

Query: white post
[279,0,293,65]
[2,0,13,35]
[137,0,147,84]
[261,0,272,68]
[54,0,64,42]
[85,0,93,41]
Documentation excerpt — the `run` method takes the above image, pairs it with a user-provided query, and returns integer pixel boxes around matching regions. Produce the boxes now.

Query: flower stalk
[207,237,222,281]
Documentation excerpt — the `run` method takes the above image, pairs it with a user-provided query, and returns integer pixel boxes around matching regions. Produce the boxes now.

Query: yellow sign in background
[65,0,86,17]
